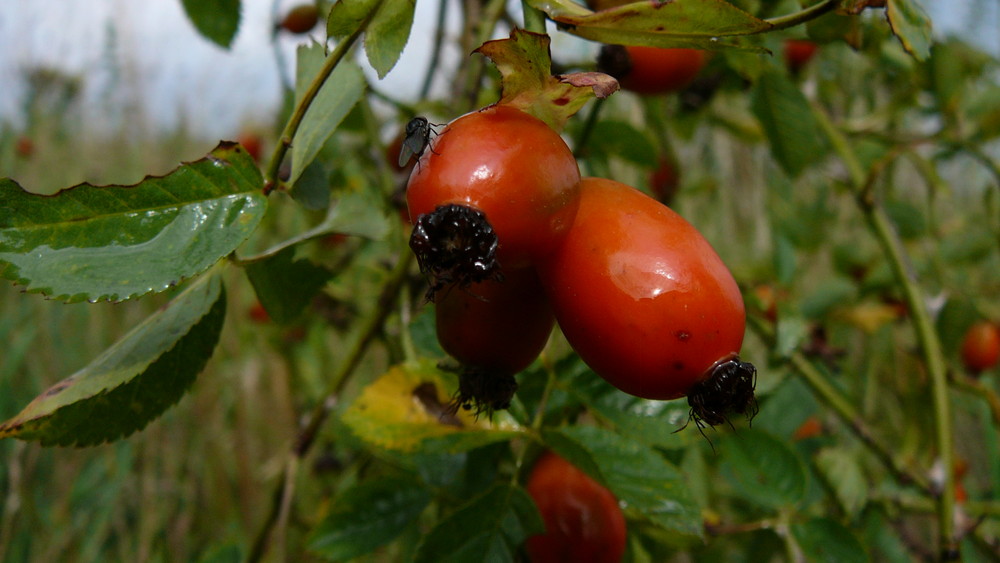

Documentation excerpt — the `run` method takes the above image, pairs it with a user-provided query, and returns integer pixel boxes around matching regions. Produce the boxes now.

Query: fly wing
[398,135,423,167]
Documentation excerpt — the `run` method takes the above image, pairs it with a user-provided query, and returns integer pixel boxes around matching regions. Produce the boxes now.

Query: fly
[398,116,442,167]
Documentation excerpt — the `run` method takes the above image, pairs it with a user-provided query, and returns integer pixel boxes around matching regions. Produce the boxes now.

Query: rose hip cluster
[404,104,756,429]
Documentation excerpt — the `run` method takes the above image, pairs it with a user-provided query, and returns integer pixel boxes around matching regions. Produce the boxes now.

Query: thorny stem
[746,315,932,494]
[763,0,839,31]
[262,0,386,195]
[813,105,957,559]
[247,248,414,563]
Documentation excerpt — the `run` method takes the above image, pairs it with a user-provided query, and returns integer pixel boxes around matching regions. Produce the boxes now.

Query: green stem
[764,0,839,31]
[262,0,385,194]
[813,105,957,558]
[747,315,931,493]
[521,1,547,33]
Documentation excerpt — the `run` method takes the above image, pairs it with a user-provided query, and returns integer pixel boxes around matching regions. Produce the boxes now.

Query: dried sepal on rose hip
[409,204,502,301]
[537,177,757,431]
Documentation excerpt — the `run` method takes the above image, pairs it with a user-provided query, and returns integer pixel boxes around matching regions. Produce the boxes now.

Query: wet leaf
[0,142,265,303]
[0,273,226,446]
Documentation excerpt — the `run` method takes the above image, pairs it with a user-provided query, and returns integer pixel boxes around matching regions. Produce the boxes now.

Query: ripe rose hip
[538,177,754,426]
[406,105,581,270]
[599,45,707,96]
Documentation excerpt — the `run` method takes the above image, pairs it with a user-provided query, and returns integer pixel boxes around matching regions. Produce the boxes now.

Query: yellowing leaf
[342,361,522,453]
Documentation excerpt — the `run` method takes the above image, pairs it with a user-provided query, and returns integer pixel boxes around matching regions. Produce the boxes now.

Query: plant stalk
[813,104,957,559]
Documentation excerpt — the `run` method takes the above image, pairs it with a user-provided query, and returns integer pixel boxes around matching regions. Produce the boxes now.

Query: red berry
[525,452,626,563]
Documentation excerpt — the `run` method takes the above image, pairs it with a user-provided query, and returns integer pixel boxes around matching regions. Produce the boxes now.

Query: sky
[0,0,996,141]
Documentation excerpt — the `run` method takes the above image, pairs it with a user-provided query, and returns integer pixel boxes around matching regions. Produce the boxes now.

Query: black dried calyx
[409,203,503,302]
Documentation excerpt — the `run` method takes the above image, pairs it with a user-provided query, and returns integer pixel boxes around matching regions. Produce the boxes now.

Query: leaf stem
[262,0,385,195]
[763,0,839,31]
[813,104,957,558]
[247,246,414,563]
[521,1,547,34]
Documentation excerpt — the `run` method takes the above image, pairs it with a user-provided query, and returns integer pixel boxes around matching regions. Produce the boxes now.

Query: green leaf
[792,517,869,563]
[342,361,523,454]
[413,483,543,563]
[564,367,691,449]
[309,476,432,561]
[751,71,828,177]
[886,0,932,61]
[291,43,366,186]
[244,246,332,324]
[773,234,797,286]
[180,0,241,49]
[0,142,266,303]
[366,0,416,78]
[719,428,809,509]
[327,0,375,37]
[585,121,657,167]
[291,160,332,211]
[0,273,226,446]
[535,0,772,51]
[326,0,415,79]
[545,425,702,537]
[774,315,810,360]
[814,448,868,517]
[799,276,858,320]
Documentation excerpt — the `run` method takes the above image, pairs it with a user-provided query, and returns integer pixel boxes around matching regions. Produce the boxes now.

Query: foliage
[2,0,1000,561]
